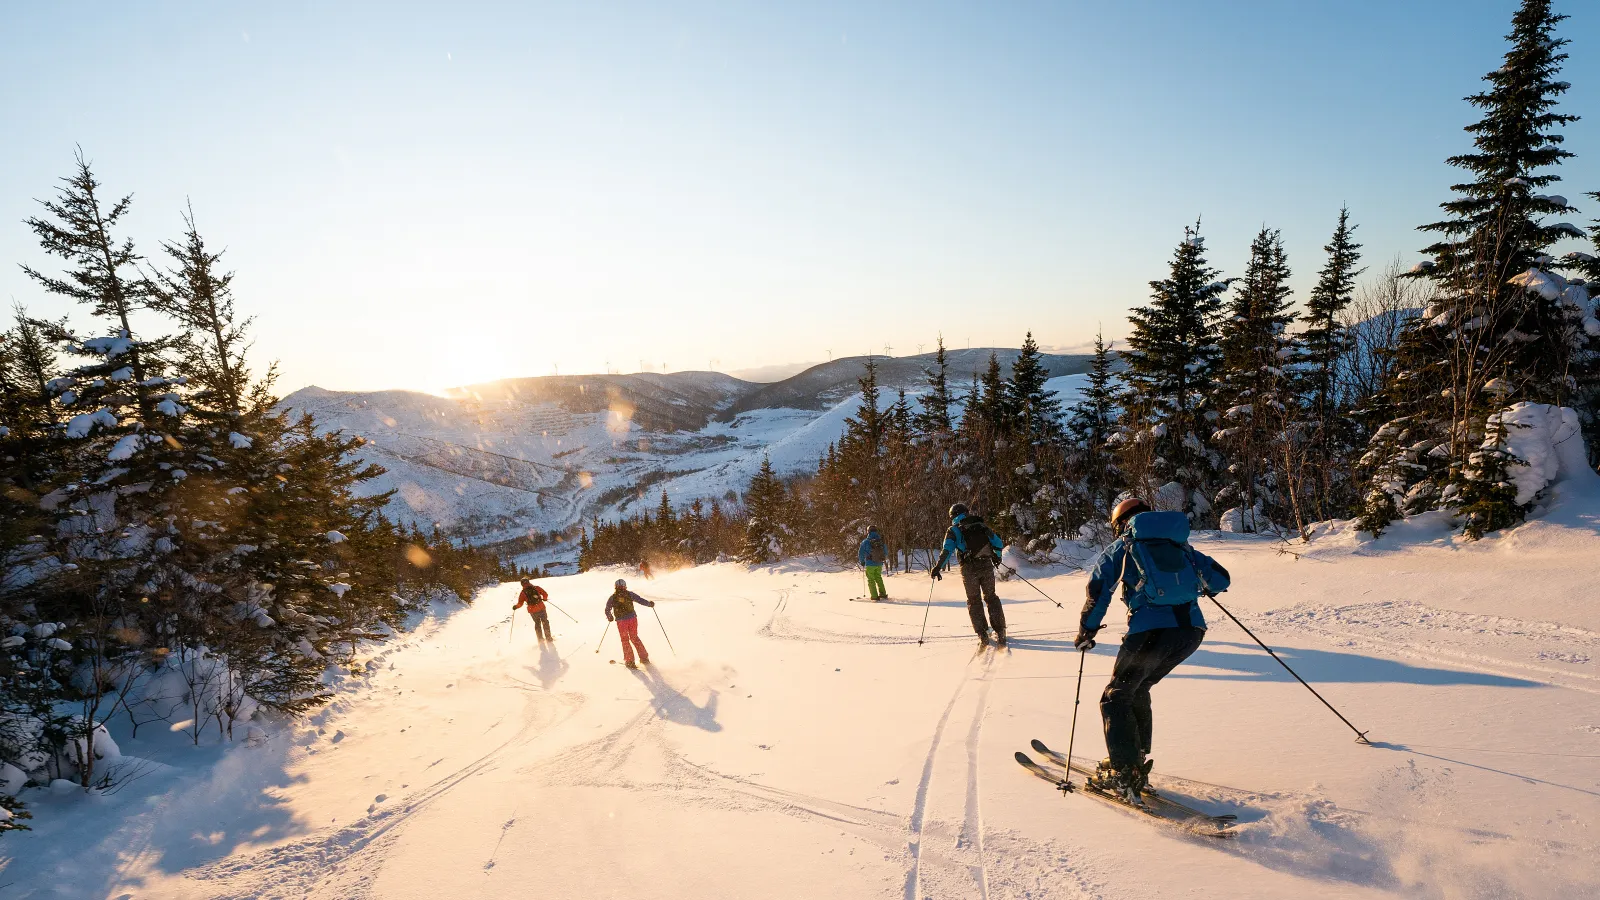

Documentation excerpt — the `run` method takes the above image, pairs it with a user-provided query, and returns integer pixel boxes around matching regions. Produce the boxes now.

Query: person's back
[606,579,655,668]
[859,527,889,600]
[931,505,1008,644]
[1077,501,1230,803]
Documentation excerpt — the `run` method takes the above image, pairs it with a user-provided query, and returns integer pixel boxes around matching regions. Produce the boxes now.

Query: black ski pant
[960,564,1006,638]
[1100,624,1204,772]
[528,609,553,642]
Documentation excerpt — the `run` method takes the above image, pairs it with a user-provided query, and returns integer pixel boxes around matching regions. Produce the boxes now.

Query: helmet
[614,578,627,590]
[948,502,968,520]
[866,524,879,533]
[1111,498,1151,531]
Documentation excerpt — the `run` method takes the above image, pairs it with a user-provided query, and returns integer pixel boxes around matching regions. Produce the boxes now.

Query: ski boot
[993,630,1008,647]
[1137,758,1155,796]
[1086,759,1146,807]
[624,661,639,670]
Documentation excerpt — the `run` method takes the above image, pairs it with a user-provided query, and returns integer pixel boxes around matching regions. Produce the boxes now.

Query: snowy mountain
[277,351,1095,556]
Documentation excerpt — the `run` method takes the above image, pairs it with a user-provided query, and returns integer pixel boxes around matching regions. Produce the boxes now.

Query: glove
[930,567,942,581]
[1074,630,1097,651]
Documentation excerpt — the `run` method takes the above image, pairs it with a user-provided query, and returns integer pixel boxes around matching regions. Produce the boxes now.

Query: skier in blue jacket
[931,503,1008,645]
[1076,498,1231,802]
[858,526,889,600]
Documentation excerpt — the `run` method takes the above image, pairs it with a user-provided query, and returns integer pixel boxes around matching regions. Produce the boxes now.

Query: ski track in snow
[1259,599,1600,694]
[181,694,578,899]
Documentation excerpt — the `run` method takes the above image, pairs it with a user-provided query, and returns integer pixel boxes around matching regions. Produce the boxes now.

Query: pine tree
[1007,332,1062,442]
[914,336,954,435]
[1363,0,1586,536]
[1214,227,1296,532]
[1121,222,1230,519]
[149,202,252,414]
[741,457,788,564]
[1065,330,1121,527]
[1296,208,1365,520]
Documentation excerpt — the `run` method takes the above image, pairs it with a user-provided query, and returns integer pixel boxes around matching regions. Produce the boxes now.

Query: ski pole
[1061,645,1089,792]
[652,606,677,656]
[1000,564,1065,610]
[509,612,516,644]
[594,620,611,654]
[544,599,578,623]
[1206,593,1371,744]
[916,576,937,645]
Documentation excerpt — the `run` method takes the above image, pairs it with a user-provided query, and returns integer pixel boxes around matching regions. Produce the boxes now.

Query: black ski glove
[1073,629,1097,651]
[930,567,942,581]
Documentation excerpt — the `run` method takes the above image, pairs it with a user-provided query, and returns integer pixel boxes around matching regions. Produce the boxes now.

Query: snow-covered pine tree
[18,154,205,785]
[1214,227,1296,533]
[1121,222,1230,521]
[1295,208,1364,521]
[1361,0,1589,536]
[740,456,788,564]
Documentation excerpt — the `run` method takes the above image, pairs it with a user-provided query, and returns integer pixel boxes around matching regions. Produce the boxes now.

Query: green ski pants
[864,565,887,600]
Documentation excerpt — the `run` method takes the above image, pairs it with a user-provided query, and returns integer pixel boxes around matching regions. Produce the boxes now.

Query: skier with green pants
[858,525,889,601]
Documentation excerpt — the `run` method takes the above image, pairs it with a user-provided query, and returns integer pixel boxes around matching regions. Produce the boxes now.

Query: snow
[229,432,254,449]
[1491,403,1599,506]
[106,433,146,462]
[63,407,117,438]
[325,530,347,544]
[80,333,134,358]
[7,508,1600,897]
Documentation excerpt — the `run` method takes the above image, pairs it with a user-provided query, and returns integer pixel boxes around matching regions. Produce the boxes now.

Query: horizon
[3,1,1597,396]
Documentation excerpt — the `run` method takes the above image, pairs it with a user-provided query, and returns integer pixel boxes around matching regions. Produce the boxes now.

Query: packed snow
[6,484,1600,897]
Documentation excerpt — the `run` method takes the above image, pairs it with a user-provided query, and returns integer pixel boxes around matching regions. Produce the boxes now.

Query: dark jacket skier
[858,526,889,601]
[1076,498,1231,803]
[605,578,656,668]
[930,503,1008,644]
[514,579,554,643]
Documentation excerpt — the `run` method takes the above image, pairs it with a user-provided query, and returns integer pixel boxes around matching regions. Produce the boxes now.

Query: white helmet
[614,578,627,590]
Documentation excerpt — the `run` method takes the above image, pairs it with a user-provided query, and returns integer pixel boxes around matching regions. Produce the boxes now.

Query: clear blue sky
[2,1,1596,393]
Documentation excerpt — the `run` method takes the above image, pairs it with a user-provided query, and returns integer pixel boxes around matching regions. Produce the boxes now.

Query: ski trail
[957,651,998,899]
[905,652,981,900]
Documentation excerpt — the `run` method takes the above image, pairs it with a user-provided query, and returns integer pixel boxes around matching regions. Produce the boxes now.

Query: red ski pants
[618,616,649,665]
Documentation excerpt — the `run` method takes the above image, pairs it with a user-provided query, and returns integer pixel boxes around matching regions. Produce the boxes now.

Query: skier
[930,503,1008,645]
[1076,498,1231,803]
[605,578,656,669]
[858,525,889,601]
[513,578,554,643]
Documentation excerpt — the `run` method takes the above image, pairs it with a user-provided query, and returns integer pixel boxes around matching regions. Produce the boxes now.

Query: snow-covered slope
[8,479,1600,898]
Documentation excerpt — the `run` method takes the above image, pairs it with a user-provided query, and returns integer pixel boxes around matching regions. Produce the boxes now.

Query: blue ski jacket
[859,530,887,567]
[934,514,1005,571]
[1081,514,1231,636]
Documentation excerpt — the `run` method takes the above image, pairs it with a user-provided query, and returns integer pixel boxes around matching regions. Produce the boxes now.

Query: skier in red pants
[605,578,656,669]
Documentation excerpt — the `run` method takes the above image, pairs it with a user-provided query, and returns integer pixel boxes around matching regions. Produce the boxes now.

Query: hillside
[8,499,1599,898]
[722,349,1094,416]
[277,355,1092,555]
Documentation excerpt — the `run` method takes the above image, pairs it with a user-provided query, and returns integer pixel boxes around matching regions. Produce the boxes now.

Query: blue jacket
[936,514,1005,569]
[859,531,887,567]
[1081,514,1230,636]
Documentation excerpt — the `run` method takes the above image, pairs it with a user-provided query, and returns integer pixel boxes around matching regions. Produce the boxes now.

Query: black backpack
[867,535,887,564]
[957,516,997,564]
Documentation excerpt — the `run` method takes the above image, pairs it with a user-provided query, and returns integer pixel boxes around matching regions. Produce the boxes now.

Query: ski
[1030,738,1237,825]
[1015,750,1234,838]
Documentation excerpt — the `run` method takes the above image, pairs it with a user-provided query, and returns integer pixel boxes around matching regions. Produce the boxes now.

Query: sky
[2,1,1597,395]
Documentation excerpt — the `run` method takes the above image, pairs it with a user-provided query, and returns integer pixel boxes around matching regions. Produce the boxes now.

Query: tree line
[578,0,1600,572]
[0,152,512,826]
